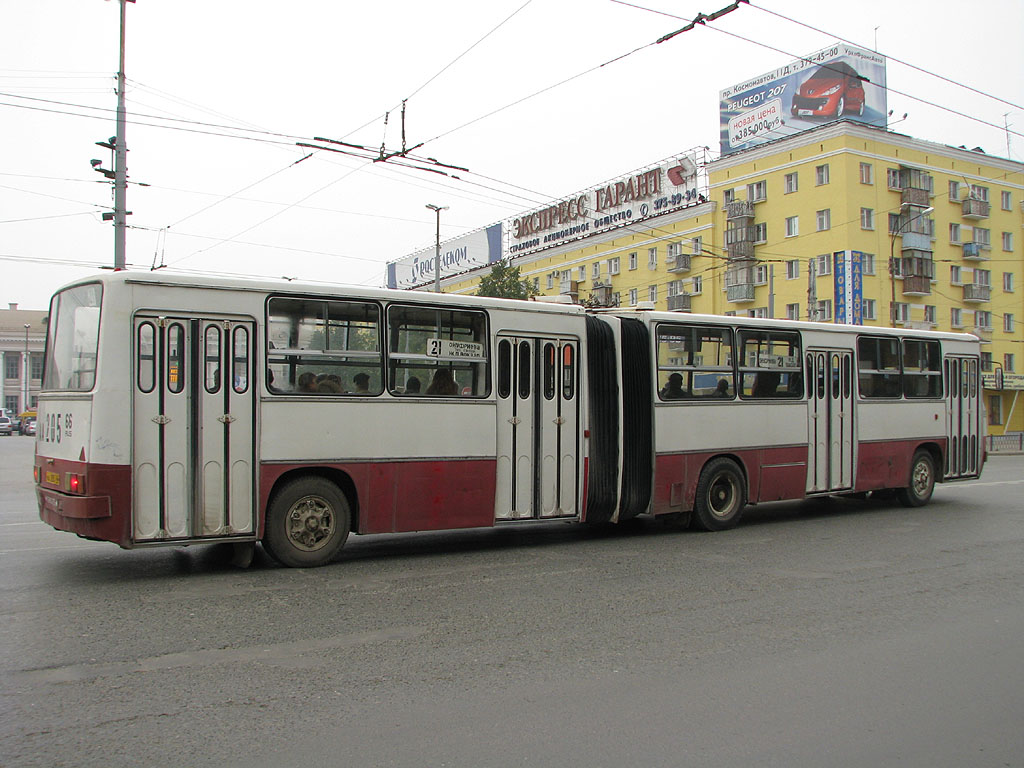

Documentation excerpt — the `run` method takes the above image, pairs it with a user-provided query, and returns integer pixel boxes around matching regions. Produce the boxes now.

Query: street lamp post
[23,323,30,416]
[889,203,934,326]
[425,204,448,293]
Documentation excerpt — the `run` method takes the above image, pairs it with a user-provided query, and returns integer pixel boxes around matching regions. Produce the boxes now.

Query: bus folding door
[132,316,257,542]
[806,349,855,493]
[495,335,579,520]
[944,356,981,479]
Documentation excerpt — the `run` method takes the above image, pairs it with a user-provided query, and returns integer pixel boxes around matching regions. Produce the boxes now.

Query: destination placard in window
[427,339,485,360]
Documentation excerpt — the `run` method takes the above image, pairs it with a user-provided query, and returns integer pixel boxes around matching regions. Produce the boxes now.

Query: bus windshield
[43,283,102,391]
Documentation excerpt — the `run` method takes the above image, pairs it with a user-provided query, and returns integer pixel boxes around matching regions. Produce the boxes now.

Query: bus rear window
[43,283,102,391]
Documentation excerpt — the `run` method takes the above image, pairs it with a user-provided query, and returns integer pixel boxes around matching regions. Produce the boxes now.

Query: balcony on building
[727,283,756,303]
[962,283,991,302]
[902,275,932,295]
[591,283,615,307]
[900,186,931,207]
[667,253,691,273]
[726,240,754,259]
[559,280,579,299]
[961,241,987,260]
[666,293,692,312]
[900,229,932,251]
[725,200,754,220]
[961,197,990,220]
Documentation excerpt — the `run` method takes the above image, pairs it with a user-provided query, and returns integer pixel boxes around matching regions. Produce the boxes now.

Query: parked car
[10,416,21,433]
[0,417,12,436]
[21,417,36,436]
[791,61,866,118]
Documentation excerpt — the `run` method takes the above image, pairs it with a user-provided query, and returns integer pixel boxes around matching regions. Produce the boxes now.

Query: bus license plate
[45,471,60,485]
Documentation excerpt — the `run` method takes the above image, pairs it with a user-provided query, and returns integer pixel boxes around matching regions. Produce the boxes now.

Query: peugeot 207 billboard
[719,43,886,156]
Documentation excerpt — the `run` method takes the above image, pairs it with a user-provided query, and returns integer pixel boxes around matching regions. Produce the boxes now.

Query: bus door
[944,356,981,479]
[495,335,579,520]
[807,349,855,493]
[132,316,257,542]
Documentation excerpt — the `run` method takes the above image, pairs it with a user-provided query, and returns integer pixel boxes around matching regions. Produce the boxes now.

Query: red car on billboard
[790,61,866,118]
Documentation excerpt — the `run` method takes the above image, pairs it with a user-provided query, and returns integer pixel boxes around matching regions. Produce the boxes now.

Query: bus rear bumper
[37,486,112,520]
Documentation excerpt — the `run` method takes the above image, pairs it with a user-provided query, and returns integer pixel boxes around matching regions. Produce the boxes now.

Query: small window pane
[562,344,575,400]
[543,343,556,400]
[232,326,249,394]
[497,339,512,399]
[518,342,531,399]
[167,323,185,394]
[205,325,221,393]
[137,322,155,394]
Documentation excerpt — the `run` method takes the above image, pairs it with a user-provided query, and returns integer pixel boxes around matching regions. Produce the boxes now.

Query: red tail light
[67,473,86,494]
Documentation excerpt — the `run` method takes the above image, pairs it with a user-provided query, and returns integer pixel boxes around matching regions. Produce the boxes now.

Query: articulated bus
[34,272,984,567]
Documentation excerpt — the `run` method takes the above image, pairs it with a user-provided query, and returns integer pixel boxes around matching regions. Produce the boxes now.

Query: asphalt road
[1,436,1023,768]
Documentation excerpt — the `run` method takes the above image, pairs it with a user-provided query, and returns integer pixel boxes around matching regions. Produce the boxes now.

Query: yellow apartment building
[443,120,1024,433]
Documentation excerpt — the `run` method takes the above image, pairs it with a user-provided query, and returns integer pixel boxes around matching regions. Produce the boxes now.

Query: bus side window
[497,339,512,399]
[233,325,249,394]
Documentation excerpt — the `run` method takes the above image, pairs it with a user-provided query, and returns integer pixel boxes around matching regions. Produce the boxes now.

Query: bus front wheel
[896,451,935,508]
[691,458,747,532]
[263,477,351,567]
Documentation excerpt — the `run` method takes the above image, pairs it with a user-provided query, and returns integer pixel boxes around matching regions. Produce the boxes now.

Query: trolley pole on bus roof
[425,203,447,292]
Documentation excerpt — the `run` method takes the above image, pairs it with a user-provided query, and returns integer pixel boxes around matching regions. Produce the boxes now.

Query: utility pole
[113,0,132,270]
[807,257,818,321]
[425,204,447,292]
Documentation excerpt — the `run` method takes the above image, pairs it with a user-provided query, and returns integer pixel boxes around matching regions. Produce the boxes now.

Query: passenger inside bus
[405,376,421,394]
[714,378,730,397]
[426,368,459,396]
[661,372,684,399]
[353,373,370,394]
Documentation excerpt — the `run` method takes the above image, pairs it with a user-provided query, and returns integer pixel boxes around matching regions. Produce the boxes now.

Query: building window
[577,266,586,281]
[786,303,800,320]
[863,298,877,320]
[988,395,1002,426]
[784,172,798,194]
[816,254,832,276]
[894,302,910,324]
[924,305,936,325]
[1001,190,1012,211]
[862,254,876,275]
[1004,314,1015,333]
[724,188,735,203]
[970,184,989,202]
[546,274,554,290]
[608,257,620,275]
[629,288,638,306]
[533,277,540,292]
[754,265,768,285]
[629,252,638,271]
[860,207,874,230]
[975,268,991,287]
[817,299,833,321]
[949,223,961,244]
[1005,353,1016,373]
[667,280,681,297]
[973,228,991,248]
[1002,232,1014,252]
[816,209,831,231]
[815,164,830,186]
[747,307,768,319]
[887,168,901,189]
[649,247,660,269]
[785,216,799,237]
[649,285,658,302]
[949,180,961,201]
[1004,272,1014,292]
[561,270,571,283]
[691,237,702,256]
[950,265,962,285]
[859,162,873,185]
[691,275,703,294]
[786,259,800,280]
[981,352,993,373]
[4,356,19,380]
[747,180,767,202]
[976,310,992,330]
[950,308,962,328]
[753,222,767,243]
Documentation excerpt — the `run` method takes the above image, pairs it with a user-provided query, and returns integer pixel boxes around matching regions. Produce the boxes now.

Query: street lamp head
[425,203,448,213]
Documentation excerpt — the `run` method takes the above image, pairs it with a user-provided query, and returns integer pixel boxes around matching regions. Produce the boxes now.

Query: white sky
[2,0,1022,310]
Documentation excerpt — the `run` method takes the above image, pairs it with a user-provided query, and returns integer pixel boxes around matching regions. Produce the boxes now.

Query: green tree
[477,260,537,300]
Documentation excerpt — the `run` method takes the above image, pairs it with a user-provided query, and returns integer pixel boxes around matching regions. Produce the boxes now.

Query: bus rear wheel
[896,450,935,508]
[263,477,350,567]
[691,457,746,531]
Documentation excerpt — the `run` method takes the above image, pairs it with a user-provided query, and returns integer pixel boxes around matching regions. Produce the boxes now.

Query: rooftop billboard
[719,43,887,156]
[387,223,502,290]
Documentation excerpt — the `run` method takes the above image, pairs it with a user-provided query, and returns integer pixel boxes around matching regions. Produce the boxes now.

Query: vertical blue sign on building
[833,250,865,324]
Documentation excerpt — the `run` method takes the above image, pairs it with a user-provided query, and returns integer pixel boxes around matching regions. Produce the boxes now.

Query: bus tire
[691,458,746,531]
[896,450,935,508]
[263,477,350,567]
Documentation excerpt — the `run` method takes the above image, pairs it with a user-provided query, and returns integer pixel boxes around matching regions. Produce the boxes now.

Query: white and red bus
[34,272,984,566]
